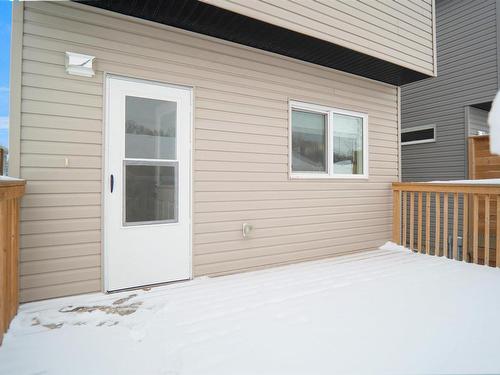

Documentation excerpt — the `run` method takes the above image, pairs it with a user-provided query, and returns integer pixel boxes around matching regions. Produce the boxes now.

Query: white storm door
[104,76,192,291]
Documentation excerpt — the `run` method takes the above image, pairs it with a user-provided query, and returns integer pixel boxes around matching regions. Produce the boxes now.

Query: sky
[0,1,11,150]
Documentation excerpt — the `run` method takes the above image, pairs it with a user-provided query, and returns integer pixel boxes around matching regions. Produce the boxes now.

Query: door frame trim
[101,73,194,292]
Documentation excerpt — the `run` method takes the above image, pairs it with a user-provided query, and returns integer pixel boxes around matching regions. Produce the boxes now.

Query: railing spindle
[473,194,479,264]
[392,189,401,244]
[497,195,500,268]
[402,191,407,247]
[443,193,449,258]
[435,192,441,256]
[426,192,431,254]
[463,193,468,262]
[453,192,459,260]
[418,192,423,253]
[485,195,490,266]
[410,192,415,251]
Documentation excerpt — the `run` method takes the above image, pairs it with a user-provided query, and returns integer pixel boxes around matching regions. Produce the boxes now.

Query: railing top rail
[0,177,26,201]
[0,177,25,188]
[392,181,500,194]
[468,134,489,140]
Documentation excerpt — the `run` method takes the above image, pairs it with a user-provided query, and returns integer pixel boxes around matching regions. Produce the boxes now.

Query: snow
[0,176,24,182]
[428,178,500,185]
[1,246,500,374]
[378,241,412,252]
[489,90,500,154]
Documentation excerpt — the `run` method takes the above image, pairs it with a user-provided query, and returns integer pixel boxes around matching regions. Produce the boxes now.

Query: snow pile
[1,249,500,374]
[428,179,500,185]
[378,241,412,253]
[489,91,500,154]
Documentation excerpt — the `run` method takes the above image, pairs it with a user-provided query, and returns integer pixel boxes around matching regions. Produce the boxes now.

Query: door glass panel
[125,96,177,160]
[125,164,177,224]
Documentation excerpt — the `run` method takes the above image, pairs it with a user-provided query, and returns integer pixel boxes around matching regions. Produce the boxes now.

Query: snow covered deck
[1,245,500,374]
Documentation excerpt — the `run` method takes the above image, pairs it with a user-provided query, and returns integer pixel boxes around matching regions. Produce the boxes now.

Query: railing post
[0,198,6,341]
[497,195,500,268]
[392,189,401,244]
[0,178,25,345]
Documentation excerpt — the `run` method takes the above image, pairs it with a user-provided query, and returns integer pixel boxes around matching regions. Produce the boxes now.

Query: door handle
[110,174,114,193]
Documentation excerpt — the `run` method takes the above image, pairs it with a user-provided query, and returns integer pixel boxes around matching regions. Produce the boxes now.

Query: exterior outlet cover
[65,52,95,77]
[242,223,253,238]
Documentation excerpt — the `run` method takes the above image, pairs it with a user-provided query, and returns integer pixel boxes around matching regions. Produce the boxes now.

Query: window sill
[289,173,369,180]
[401,139,436,146]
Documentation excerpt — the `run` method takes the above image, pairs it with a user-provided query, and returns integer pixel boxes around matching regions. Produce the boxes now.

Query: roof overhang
[78,0,431,86]
[471,102,492,112]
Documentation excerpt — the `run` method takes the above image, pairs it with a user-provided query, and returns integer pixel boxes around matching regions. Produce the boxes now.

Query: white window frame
[401,124,436,146]
[289,100,369,179]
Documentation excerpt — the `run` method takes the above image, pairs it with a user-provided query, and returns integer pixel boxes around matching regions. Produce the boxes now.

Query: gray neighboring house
[401,0,499,182]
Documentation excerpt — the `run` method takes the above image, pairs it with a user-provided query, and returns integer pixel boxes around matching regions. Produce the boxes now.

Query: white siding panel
[18,1,399,302]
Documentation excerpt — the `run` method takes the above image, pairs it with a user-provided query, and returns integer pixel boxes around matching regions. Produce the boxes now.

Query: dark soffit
[471,102,492,112]
[78,0,432,86]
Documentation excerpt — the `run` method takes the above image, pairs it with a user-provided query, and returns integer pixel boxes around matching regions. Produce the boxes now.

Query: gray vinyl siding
[467,107,489,136]
[401,0,498,182]
[200,0,436,76]
[17,1,400,302]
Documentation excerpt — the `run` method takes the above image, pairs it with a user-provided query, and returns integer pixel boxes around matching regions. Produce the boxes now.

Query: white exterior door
[104,76,192,291]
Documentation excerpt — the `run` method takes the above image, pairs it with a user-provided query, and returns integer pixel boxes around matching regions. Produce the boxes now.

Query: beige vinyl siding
[18,1,398,302]
[200,0,436,76]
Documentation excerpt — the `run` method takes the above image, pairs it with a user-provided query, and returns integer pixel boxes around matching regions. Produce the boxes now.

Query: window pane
[125,164,177,224]
[332,114,364,175]
[291,110,327,172]
[401,127,434,143]
[125,96,177,160]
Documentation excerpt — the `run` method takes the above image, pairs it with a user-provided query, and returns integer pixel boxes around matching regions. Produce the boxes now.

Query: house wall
[15,1,399,302]
[200,0,436,77]
[401,0,499,182]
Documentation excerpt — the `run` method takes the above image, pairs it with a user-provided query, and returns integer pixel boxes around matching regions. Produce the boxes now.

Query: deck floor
[1,245,500,374]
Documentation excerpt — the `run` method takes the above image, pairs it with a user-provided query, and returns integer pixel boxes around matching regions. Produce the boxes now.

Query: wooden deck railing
[0,148,4,176]
[0,177,25,344]
[392,182,500,267]
[468,135,500,180]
